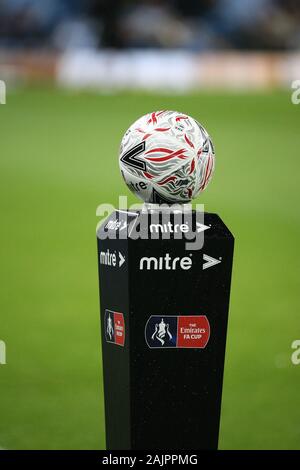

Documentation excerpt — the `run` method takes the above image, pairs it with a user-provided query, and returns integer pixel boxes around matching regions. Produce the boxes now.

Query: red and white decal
[105,310,125,347]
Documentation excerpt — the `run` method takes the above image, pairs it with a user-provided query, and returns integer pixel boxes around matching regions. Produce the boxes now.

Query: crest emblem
[151,318,173,346]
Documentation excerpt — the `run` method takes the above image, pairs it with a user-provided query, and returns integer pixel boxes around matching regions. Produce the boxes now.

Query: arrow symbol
[120,141,146,171]
[203,253,221,270]
[119,221,128,231]
[196,222,210,233]
[119,252,125,267]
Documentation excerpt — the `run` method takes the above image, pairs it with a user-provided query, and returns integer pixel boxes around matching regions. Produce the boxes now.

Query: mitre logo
[139,253,192,270]
[99,249,126,268]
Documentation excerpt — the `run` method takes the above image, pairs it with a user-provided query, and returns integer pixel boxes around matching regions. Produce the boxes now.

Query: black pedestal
[97,210,234,450]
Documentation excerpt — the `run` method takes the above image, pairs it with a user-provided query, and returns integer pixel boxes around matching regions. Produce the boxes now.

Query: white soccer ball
[119,110,215,204]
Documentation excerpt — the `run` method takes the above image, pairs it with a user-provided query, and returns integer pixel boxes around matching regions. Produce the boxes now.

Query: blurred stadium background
[0,0,299,450]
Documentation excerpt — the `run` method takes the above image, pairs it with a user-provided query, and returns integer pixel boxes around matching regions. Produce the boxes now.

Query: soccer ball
[119,110,215,204]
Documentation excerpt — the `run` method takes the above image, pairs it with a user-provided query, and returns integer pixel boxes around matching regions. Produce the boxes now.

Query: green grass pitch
[0,87,299,449]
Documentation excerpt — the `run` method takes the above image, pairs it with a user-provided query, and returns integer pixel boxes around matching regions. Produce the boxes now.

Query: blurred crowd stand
[0,0,299,51]
[0,0,299,90]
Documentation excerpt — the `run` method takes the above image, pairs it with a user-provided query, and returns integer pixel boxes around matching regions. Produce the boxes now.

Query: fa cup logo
[107,313,114,341]
[151,318,172,346]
